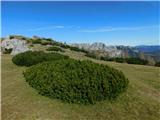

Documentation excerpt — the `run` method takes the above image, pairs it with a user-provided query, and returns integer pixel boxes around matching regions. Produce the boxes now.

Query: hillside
[2,48,160,120]
[1,35,160,119]
[1,35,159,66]
[2,1,159,120]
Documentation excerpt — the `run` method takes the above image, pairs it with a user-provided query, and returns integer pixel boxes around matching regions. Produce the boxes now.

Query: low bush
[114,58,125,63]
[85,52,98,59]
[155,61,160,67]
[101,57,125,63]
[29,44,34,47]
[24,59,129,104]
[43,38,53,41]
[32,39,42,44]
[59,44,88,53]
[125,58,148,65]
[51,42,62,46]
[60,44,71,49]
[41,41,51,45]
[9,35,26,40]
[12,51,69,66]
[3,48,13,54]
[100,57,113,61]
[46,46,64,52]
[100,56,148,65]
[69,46,88,53]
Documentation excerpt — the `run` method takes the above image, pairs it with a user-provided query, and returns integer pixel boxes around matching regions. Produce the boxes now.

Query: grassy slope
[2,51,160,120]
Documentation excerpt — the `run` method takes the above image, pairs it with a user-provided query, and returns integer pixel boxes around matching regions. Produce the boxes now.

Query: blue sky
[1,1,159,46]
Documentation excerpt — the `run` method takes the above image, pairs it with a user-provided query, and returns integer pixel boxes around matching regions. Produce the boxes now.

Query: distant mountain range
[72,43,160,64]
[135,45,160,53]
[135,45,160,62]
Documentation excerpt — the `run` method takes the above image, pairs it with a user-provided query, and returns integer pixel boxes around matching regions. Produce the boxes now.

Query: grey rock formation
[1,38,31,55]
[72,42,122,57]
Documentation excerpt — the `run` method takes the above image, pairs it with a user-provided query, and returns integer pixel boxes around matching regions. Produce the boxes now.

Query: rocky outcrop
[1,38,30,55]
[72,42,122,57]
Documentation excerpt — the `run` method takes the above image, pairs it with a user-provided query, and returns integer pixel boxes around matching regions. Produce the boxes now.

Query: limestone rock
[72,42,122,57]
[1,38,31,55]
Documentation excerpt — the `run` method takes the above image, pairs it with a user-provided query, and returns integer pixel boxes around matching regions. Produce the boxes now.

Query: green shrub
[12,51,69,67]
[101,57,113,61]
[60,44,70,49]
[48,42,88,53]
[114,58,125,63]
[41,40,54,45]
[69,46,88,53]
[9,35,26,40]
[51,42,62,46]
[100,57,149,65]
[43,38,53,41]
[29,44,34,47]
[101,57,125,63]
[126,58,148,65]
[41,41,50,45]
[85,52,98,59]
[3,48,13,54]
[155,61,160,67]
[24,59,129,104]
[32,39,42,44]
[46,46,64,52]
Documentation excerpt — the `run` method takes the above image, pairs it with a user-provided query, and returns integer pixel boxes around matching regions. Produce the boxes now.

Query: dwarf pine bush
[12,51,69,66]
[24,59,129,104]
[46,46,64,52]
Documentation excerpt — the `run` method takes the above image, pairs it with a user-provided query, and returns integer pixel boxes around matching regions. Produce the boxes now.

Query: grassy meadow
[2,51,160,120]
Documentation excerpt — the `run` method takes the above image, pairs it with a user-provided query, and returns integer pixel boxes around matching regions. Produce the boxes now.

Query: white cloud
[27,25,158,32]
[55,25,65,28]
[79,25,158,33]
[27,25,65,31]
[27,25,81,31]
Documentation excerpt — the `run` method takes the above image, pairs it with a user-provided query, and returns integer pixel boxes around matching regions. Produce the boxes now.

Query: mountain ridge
[1,35,159,64]
[71,42,159,64]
